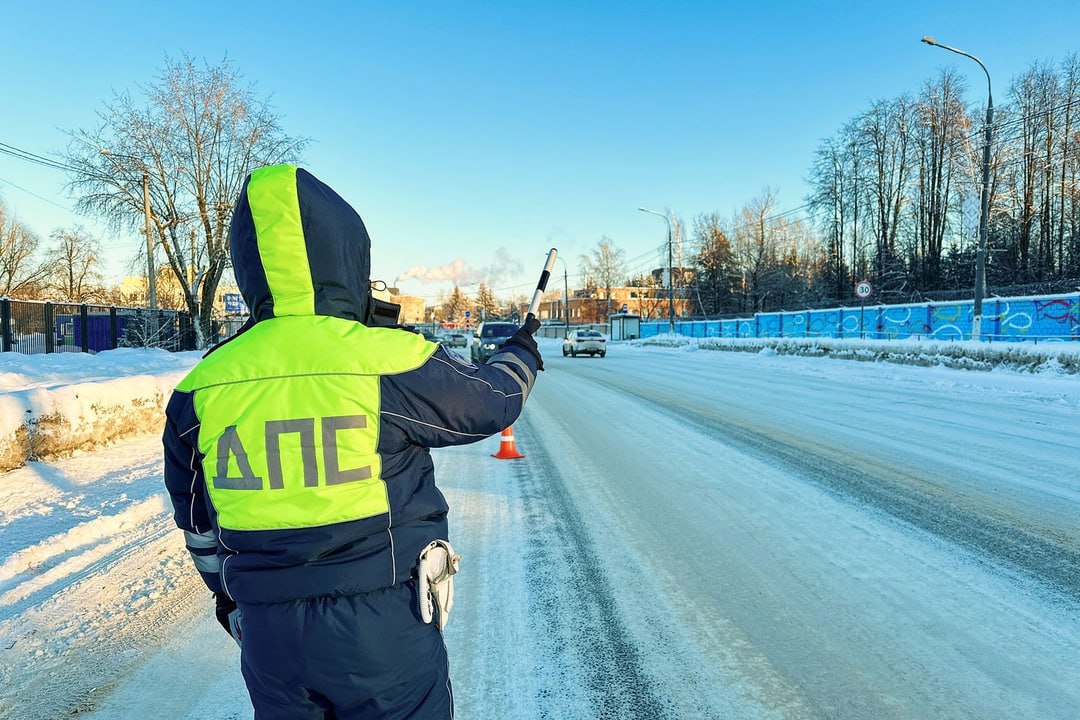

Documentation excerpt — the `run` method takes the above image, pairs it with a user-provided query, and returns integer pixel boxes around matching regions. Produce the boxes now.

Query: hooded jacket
[162,164,538,604]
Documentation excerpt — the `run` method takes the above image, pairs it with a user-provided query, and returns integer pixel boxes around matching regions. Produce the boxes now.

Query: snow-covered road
[1,341,1078,719]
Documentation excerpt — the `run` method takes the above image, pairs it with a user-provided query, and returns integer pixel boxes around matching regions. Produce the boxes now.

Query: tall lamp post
[554,254,570,337]
[638,207,676,334]
[922,36,993,340]
[100,150,157,310]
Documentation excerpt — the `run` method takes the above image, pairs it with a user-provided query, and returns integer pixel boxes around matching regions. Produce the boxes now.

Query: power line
[0,175,75,213]
[0,139,114,183]
[0,142,83,176]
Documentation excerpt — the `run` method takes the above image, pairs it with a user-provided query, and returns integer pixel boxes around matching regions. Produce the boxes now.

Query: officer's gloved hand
[214,593,243,645]
[502,315,543,371]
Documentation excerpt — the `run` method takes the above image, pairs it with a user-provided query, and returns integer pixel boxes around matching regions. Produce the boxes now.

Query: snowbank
[629,335,1080,374]
[3,336,1076,474]
[0,349,201,473]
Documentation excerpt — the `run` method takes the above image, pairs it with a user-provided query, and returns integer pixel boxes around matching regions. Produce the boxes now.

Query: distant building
[520,285,692,325]
[119,276,450,329]
[118,275,242,317]
[374,287,425,325]
[116,276,153,307]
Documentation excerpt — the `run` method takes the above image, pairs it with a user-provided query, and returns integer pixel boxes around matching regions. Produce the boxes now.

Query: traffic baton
[526,248,559,323]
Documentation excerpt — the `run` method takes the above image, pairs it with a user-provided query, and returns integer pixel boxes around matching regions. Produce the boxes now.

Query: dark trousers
[239,582,452,720]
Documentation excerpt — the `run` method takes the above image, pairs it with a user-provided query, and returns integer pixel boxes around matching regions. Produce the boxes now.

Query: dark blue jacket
[162,165,538,604]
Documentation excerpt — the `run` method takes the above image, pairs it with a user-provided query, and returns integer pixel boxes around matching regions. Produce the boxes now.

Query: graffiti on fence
[638,292,1080,343]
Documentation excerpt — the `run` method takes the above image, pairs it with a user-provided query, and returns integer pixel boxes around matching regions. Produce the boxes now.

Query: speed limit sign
[855,280,873,299]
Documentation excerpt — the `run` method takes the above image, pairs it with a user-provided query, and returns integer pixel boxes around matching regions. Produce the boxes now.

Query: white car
[562,330,606,358]
[439,333,467,348]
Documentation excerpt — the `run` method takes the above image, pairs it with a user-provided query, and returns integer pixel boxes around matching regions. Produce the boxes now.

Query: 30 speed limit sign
[855,280,873,299]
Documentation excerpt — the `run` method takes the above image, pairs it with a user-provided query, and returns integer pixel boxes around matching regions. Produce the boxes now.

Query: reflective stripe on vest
[247,164,316,317]
[177,316,435,531]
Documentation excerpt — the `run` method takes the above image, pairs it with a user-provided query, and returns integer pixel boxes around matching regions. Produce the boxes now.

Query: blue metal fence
[639,292,1080,343]
[1,298,197,354]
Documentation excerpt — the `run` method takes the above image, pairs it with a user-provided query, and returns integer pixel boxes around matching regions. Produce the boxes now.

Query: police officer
[162,164,542,719]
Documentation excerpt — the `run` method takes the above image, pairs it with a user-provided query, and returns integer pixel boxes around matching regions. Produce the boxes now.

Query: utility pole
[555,255,570,338]
[101,150,156,310]
[667,222,674,332]
[564,262,569,338]
[143,169,157,310]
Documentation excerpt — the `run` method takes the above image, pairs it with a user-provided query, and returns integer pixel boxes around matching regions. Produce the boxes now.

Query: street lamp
[100,150,157,310]
[638,207,676,334]
[554,254,570,338]
[922,36,993,340]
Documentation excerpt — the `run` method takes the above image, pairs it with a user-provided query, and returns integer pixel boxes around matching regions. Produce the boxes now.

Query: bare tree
[503,292,528,320]
[769,216,819,308]
[843,120,865,291]
[1057,55,1079,277]
[732,189,779,312]
[807,137,850,301]
[912,69,969,289]
[861,97,915,280]
[0,200,51,298]
[669,212,685,275]
[579,236,626,319]
[64,54,307,347]
[983,56,1080,289]
[45,225,104,302]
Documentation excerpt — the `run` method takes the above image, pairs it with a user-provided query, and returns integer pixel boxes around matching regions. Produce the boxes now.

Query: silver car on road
[562,330,606,358]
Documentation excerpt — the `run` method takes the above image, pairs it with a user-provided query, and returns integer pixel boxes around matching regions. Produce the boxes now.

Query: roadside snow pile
[630,336,1080,374]
[0,349,201,472]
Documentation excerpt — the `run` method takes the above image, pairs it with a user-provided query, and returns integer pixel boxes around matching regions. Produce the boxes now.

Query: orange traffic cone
[492,426,525,460]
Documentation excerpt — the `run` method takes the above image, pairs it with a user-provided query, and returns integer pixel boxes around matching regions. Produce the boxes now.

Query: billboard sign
[224,293,247,314]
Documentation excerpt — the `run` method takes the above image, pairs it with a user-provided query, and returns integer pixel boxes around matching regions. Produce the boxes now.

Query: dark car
[470,322,518,363]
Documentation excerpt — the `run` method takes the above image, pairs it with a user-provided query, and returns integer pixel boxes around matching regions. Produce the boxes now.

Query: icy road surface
[1,341,1078,719]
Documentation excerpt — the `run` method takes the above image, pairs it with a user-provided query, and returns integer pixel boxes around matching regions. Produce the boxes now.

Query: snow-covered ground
[0,349,201,472]
[1,337,1078,719]
[632,333,1080,373]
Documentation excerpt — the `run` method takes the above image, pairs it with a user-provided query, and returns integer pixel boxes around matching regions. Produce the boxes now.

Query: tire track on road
[511,416,674,720]
[585,373,1080,604]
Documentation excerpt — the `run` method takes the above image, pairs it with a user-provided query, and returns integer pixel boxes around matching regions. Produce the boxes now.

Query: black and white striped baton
[526,248,559,323]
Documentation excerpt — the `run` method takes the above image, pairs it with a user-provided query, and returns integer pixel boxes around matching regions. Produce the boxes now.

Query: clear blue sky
[2,0,1079,302]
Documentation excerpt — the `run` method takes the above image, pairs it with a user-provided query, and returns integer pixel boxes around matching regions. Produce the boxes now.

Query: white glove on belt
[227,608,243,647]
[417,539,461,631]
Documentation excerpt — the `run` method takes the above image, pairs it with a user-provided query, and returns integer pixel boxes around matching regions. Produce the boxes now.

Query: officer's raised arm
[379,323,542,449]
[379,252,552,448]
